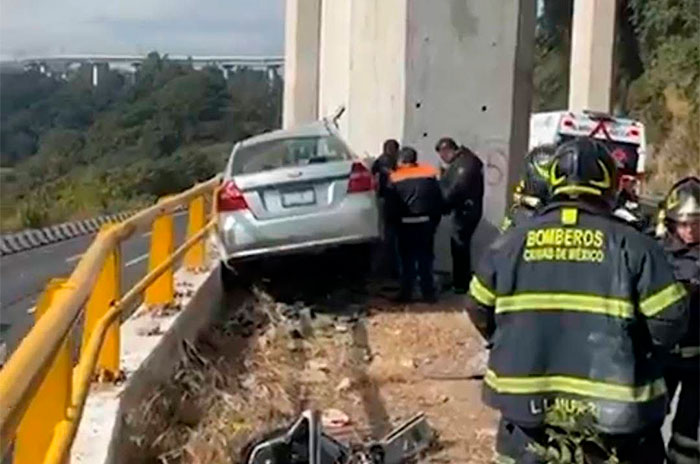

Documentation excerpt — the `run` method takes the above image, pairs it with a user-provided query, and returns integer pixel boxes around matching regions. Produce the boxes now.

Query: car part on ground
[244,410,434,464]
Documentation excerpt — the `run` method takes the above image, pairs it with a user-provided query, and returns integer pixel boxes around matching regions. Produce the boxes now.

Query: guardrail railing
[0,176,221,464]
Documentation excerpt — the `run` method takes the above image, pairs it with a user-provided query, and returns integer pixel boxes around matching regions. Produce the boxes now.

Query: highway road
[0,212,189,356]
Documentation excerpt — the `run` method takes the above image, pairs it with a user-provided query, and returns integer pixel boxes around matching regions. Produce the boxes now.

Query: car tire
[220,261,237,290]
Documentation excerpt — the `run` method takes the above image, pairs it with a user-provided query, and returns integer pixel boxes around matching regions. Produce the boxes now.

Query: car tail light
[218,180,248,211]
[627,128,640,137]
[347,162,374,193]
[562,118,575,128]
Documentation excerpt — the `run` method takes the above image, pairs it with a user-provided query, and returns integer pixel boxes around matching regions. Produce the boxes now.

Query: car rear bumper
[216,193,379,260]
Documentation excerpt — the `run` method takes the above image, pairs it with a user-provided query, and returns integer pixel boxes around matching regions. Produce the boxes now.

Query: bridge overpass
[0,0,625,463]
[14,54,284,86]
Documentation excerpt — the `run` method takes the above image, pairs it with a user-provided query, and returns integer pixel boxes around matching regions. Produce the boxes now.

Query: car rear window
[231,135,352,175]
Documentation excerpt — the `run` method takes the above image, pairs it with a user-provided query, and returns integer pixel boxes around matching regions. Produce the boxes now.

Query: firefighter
[501,145,557,232]
[385,146,443,302]
[465,138,689,463]
[436,137,484,293]
[658,176,700,464]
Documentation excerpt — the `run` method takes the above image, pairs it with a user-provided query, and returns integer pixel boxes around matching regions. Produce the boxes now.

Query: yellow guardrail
[0,176,221,463]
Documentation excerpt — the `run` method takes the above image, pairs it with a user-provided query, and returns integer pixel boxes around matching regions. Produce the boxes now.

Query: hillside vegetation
[0,52,282,231]
[534,0,699,194]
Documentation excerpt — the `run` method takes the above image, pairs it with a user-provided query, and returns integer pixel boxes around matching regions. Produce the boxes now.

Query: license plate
[281,189,316,207]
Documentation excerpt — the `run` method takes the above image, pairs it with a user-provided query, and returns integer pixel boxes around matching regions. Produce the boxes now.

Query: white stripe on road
[66,253,83,263]
[125,254,149,267]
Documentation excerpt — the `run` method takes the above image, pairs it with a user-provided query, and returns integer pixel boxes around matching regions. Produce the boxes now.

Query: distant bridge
[14,54,285,85]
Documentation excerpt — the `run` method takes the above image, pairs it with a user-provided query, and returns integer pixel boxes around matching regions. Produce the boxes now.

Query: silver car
[216,119,380,271]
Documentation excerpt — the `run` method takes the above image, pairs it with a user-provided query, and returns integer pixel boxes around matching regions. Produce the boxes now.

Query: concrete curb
[72,263,224,464]
[0,211,136,257]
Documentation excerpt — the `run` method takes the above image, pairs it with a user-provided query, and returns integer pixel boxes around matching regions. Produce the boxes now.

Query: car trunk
[233,161,355,220]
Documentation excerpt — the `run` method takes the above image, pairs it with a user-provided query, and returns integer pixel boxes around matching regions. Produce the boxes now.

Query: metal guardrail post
[14,279,72,464]
[184,196,206,270]
[83,225,121,377]
[145,208,174,307]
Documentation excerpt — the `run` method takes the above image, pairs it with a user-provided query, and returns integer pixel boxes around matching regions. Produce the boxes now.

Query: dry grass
[122,291,497,464]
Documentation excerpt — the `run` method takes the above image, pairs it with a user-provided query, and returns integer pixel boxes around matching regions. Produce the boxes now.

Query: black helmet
[549,138,618,201]
[664,176,700,222]
[522,145,557,201]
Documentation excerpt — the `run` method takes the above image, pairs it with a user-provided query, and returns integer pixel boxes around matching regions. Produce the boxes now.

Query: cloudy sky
[0,0,284,60]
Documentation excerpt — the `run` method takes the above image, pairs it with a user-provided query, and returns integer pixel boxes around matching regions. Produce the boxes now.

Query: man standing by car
[372,139,400,278]
[372,139,400,197]
[436,137,484,293]
[386,147,443,302]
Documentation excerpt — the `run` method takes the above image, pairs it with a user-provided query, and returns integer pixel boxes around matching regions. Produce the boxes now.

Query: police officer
[385,146,443,302]
[466,138,689,463]
[501,145,557,232]
[658,177,700,464]
[436,137,484,293]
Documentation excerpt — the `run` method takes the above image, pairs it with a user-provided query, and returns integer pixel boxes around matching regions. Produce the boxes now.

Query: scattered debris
[244,410,434,464]
[336,377,352,392]
[136,321,162,337]
[308,359,330,372]
[322,408,351,428]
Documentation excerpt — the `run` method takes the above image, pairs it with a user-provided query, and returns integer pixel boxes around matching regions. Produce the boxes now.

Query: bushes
[0,52,281,232]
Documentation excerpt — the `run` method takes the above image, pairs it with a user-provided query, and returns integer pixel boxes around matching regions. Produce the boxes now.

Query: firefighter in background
[385,146,443,303]
[658,177,700,464]
[501,145,557,232]
[466,138,689,463]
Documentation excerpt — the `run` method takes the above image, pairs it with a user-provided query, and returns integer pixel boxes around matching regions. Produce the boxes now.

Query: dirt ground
[124,252,498,464]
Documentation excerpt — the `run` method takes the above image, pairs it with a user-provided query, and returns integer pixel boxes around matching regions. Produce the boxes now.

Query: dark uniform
[501,145,556,233]
[386,148,443,302]
[440,145,484,290]
[372,140,400,278]
[466,139,689,464]
[658,177,700,464]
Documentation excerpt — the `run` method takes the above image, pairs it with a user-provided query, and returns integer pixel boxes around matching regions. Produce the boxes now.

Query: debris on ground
[122,255,497,463]
[244,409,434,464]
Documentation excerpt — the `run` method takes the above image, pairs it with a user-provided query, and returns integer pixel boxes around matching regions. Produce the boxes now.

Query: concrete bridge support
[283,0,322,128]
[568,0,617,112]
[284,0,536,232]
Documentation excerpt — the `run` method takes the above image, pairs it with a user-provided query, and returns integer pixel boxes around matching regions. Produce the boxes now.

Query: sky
[0,0,285,60]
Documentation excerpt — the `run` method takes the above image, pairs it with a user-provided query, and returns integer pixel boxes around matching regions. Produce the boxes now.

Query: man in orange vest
[385,146,444,302]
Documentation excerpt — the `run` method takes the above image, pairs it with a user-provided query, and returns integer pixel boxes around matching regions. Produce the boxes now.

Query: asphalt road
[0,212,189,355]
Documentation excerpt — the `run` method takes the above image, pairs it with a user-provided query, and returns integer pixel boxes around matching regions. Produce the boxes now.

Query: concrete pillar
[223,64,233,80]
[91,63,99,87]
[310,0,536,268]
[568,0,617,113]
[283,0,321,129]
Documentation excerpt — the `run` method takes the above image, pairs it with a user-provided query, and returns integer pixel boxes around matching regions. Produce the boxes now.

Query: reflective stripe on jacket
[467,200,689,434]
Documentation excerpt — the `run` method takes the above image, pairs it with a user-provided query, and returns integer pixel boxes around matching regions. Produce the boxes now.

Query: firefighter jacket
[466,200,689,434]
[660,234,699,368]
[386,163,443,227]
[440,148,484,232]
